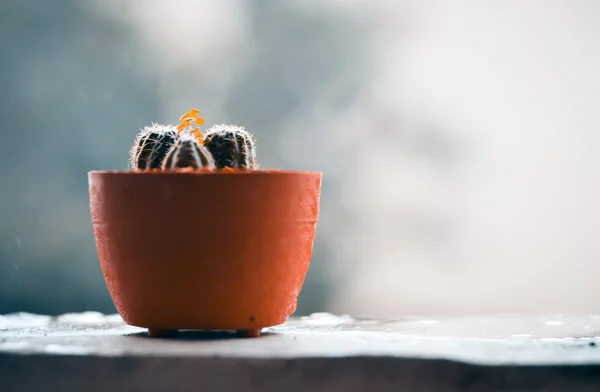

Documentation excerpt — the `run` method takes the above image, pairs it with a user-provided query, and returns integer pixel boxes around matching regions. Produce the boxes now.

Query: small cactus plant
[129,123,177,169]
[162,134,216,170]
[203,125,258,170]
[127,109,260,172]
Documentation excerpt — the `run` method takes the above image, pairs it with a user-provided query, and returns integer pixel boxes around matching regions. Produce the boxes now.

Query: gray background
[1,0,599,317]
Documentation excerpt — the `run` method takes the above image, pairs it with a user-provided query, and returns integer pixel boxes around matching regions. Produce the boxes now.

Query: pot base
[236,329,262,338]
[147,329,175,338]
[146,328,263,338]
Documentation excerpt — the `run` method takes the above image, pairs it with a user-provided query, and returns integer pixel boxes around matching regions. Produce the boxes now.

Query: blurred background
[1,0,599,317]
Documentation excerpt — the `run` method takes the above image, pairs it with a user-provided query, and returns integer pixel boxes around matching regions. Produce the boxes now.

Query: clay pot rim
[89,169,321,177]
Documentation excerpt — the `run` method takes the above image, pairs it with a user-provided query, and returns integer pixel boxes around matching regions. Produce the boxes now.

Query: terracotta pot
[89,170,321,337]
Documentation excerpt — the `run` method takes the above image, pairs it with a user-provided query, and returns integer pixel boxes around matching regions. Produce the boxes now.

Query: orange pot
[89,170,321,337]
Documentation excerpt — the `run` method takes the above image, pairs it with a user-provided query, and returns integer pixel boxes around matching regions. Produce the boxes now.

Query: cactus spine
[129,123,177,169]
[203,125,257,170]
[162,134,216,170]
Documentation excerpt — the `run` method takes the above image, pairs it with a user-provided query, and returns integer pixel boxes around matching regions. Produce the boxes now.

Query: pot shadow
[128,330,278,341]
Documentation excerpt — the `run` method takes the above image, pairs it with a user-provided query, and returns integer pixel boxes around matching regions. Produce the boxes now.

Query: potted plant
[89,109,321,337]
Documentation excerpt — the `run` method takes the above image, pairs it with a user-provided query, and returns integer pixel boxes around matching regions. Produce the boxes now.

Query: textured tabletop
[1,312,600,391]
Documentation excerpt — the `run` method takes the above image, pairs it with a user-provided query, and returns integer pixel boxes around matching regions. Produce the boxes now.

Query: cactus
[203,124,258,170]
[129,123,177,169]
[162,134,216,170]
